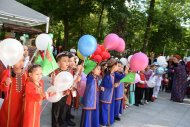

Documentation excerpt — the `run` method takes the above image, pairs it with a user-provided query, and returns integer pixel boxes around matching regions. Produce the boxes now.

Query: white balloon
[161,62,168,68]
[46,86,63,102]
[35,33,53,50]
[147,74,156,88]
[128,55,133,62]
[0,38,24,66]
[157,56,167,66]
[120,58,128,66]
[186,56,190,62]
[54,71,74,92]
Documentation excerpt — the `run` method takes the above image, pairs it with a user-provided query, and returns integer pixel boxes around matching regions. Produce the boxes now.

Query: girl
[114,61,128,120]
[99,58,118,126]
[23,65,55,127]
[0,57,27,127]
[80,61,101,127]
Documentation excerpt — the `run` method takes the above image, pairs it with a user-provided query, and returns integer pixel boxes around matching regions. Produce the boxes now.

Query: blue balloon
[156,67,165,75]
[78,35,97,57]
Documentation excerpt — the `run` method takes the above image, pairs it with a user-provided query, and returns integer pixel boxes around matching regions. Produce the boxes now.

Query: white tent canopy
[0,0,49,33]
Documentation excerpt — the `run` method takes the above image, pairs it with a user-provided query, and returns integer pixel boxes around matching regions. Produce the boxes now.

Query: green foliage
[17,0,190,56]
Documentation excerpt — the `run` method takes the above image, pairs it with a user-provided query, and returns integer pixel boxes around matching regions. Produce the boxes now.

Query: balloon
[93,55,102,63]
[103,33,120,50]
[130,52,148,71]
[134,73,141,83]
[77,50,84,60]
[0,38,24,66]
[99,45,106,52]
[46,86,63,102]
[78,35,97,57]
[94,47,102,55]
[120,58,128,66]
[156,67,165,75]
[157,56,167,66]
[77,73,87,97]
[35,33,53,50]
[115,38,125,52]
[101,51,110,60]
[54,71,74,92]
[147,75,156,88]
[162,62,168,68]
[186,56,190,62]
[128,55,133,62]
[163,78,169,84]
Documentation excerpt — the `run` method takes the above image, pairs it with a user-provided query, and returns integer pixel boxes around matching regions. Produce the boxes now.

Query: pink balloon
[134,73,141,83]
[103,33,120,50]
[130,52,148,71]
[115,38,125,52]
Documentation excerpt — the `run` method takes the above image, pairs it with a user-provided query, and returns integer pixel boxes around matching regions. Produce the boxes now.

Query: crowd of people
[0,45,189,127]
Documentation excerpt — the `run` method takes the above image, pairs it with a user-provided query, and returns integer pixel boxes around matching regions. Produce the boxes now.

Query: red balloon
[93,55,102,63]
[90,54,95,59]
[106,53,111,59]
[99,45,106,52]
[94,47,102,55]
[101,51,110,60]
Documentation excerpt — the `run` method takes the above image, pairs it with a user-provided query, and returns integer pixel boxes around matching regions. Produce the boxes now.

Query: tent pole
[46,17,50,33]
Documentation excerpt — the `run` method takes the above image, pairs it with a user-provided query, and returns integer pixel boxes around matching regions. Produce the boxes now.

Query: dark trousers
[144,88,150,101]
[66,104,72,121]
[149,88,154,101]
[52,96,67,127]
[135,87,144,105]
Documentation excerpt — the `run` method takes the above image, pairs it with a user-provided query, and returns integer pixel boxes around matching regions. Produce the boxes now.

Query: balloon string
[40,101,49,114]
[30,49,38,63]
[6,67,11,100]
[23,49,38,72]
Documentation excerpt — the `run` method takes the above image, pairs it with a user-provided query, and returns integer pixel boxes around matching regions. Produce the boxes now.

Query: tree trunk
[142,0,155,52]
[63,18,69,50]
[96,1,105,41]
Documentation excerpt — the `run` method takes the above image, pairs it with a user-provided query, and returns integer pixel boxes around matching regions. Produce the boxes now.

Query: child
[152,74,163,100]
[99,58,118,126]
[114,61,128,120]
[135,70,146,106]
[0,57,27,127]
[80,60,101,127]
[51,52,71,127]
[65,53,82,126]
[144,65,153,103]
[23,65,54,127]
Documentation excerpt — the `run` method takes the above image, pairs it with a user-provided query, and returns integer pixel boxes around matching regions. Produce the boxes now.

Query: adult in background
[171,55,187,103]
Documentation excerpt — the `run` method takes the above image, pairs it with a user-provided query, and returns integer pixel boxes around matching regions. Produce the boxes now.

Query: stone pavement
[40,77,190,127]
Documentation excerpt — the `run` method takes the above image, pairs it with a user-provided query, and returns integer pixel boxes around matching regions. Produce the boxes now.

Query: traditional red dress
[0,69,27,127]
[23,80,45,127]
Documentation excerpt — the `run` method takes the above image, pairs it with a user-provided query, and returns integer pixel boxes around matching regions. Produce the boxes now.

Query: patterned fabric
[171,63,187,102]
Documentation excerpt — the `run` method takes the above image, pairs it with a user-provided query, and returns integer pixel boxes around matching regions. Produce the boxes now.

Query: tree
[142,0,155,52]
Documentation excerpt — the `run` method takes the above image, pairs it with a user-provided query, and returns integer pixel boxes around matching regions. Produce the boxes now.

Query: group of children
[133,64,164,107]
[0,45,167,127]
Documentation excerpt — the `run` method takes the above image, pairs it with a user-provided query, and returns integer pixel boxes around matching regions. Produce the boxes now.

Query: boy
[51,52,72,127]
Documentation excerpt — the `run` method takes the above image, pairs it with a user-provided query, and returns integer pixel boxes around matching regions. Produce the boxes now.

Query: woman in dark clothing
[171,55,187,103]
